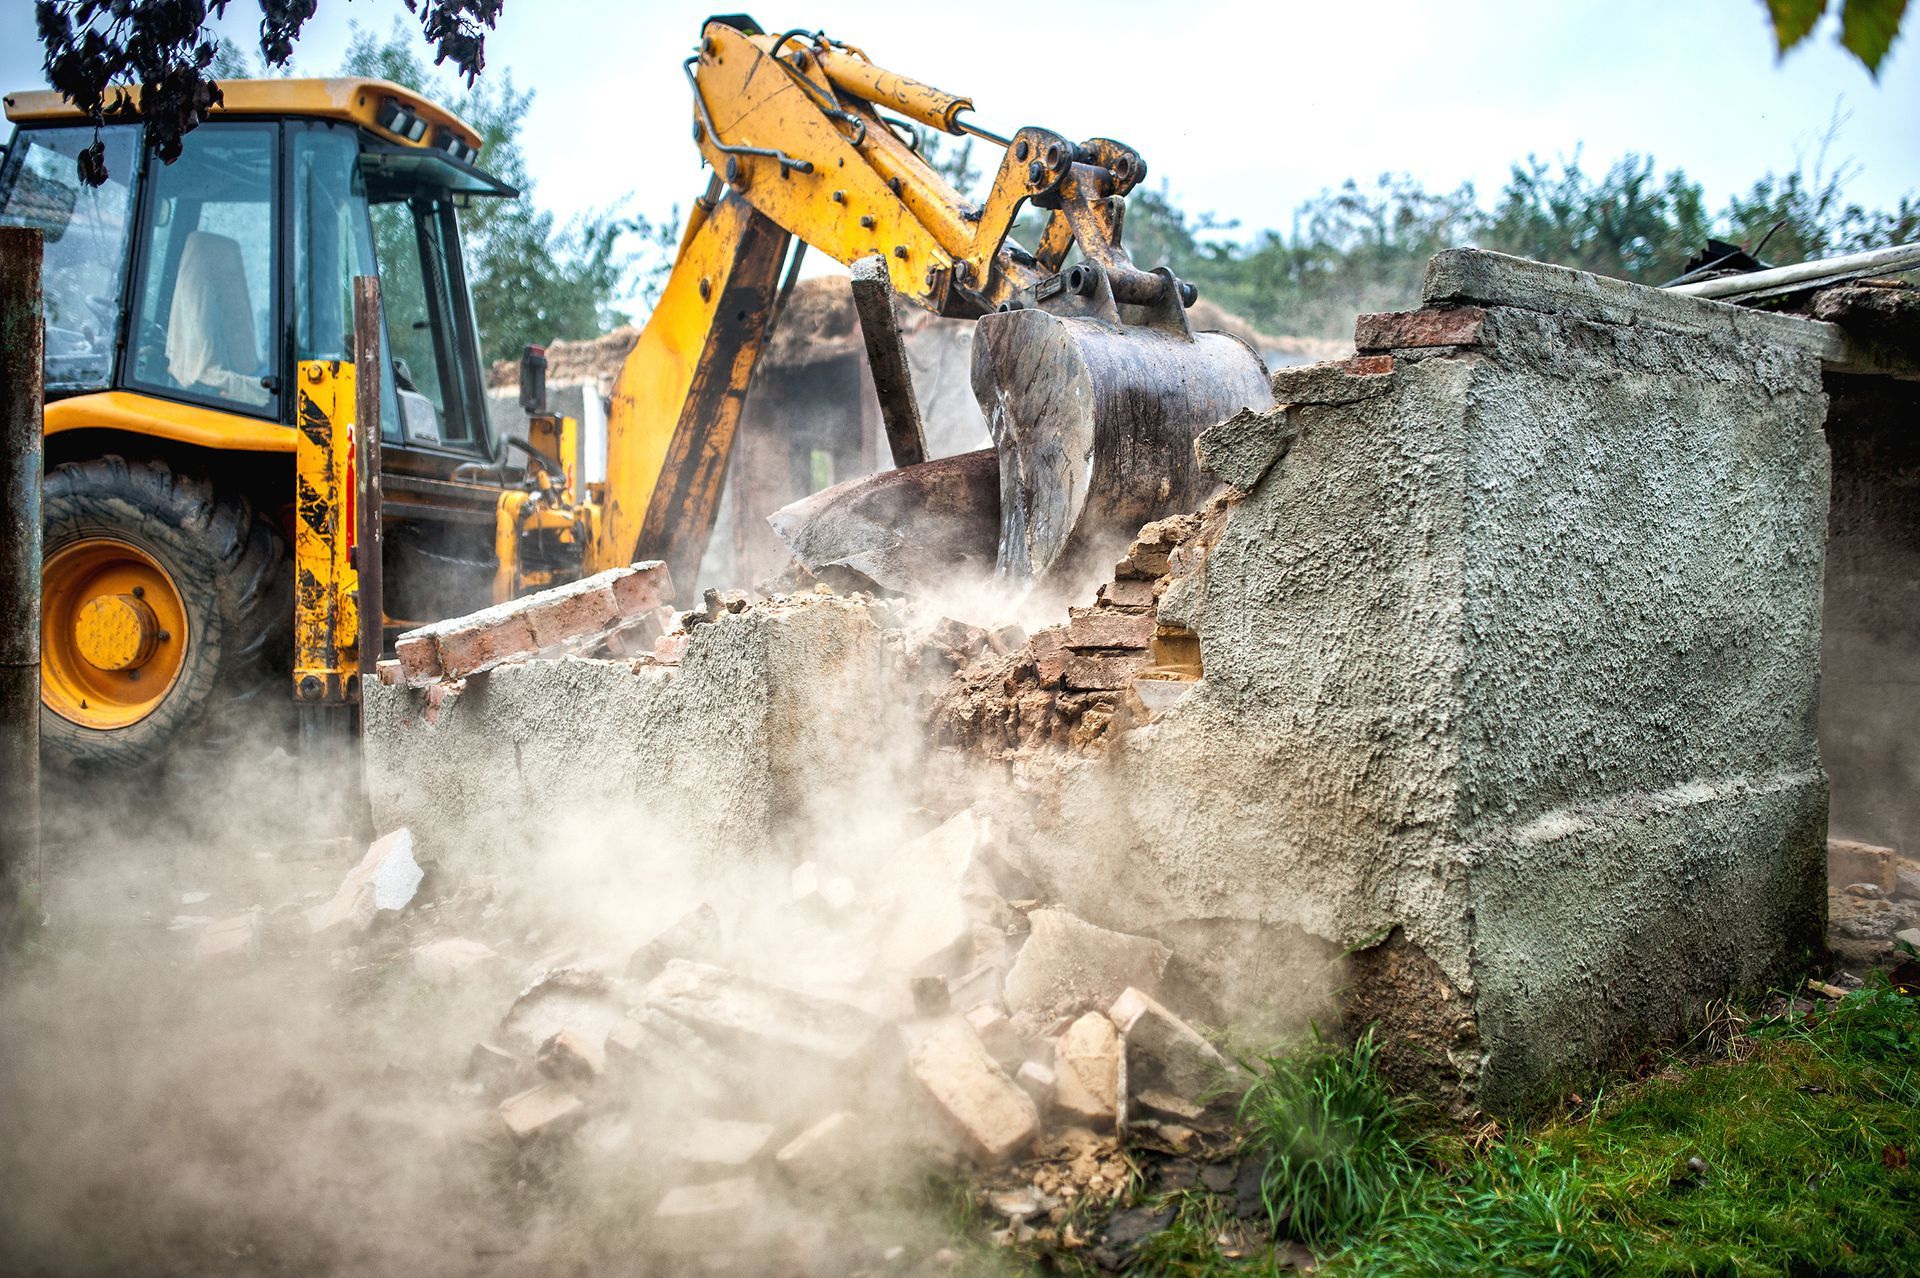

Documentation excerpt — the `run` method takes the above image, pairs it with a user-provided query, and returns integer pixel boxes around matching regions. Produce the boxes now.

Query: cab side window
[128,122,279,415]
[0,124,140,391]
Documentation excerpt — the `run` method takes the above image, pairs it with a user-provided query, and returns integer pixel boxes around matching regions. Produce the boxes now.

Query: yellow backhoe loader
[0,14,1270,775]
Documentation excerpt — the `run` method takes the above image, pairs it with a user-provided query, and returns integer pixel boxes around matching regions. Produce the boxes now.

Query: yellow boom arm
[590,16,1158,587]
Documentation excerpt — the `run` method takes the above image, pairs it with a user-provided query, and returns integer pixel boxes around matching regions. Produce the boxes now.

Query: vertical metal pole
[353,277,384,675]
[0,226,44,940]
[848,253,929,468]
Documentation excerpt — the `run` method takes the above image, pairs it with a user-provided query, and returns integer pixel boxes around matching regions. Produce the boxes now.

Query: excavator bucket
[974,271,1274,592]
[771,266,1273,601]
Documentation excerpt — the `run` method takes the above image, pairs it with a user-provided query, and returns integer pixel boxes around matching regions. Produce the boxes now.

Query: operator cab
[0,79,515,469]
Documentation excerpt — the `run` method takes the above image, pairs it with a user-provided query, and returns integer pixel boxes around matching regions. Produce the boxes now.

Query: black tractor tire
[40,456,291,773]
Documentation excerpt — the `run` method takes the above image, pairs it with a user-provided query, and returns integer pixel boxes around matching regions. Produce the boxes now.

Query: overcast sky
[5,0,1916,278]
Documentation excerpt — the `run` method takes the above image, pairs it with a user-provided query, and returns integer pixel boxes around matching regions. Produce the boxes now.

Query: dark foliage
[34,0,505,186]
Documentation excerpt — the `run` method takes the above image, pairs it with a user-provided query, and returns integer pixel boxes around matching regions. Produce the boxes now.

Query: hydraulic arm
[591,16,1271,595]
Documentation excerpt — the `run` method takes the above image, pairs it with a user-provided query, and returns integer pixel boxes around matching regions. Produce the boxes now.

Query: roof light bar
[376,97,430,144]
[434,129,477,166]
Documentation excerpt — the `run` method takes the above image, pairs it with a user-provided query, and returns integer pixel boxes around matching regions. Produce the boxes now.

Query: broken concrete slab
[366,597,908,874]
[1064,611,1155,652]
[1108,987,1243,1100]
[305,828,421,940]
[646,959,886,1068]
[1002,909,1171,1021]
[1054,1012,1125,1130]
[774,1110,873,1194]
[498,968,630,1057]
[905,1016,1040,1164]
[1195,406,1303,493]
[625,904,722,983]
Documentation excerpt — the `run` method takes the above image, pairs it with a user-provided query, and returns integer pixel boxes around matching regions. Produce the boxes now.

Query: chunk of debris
[498,1082,585,1141]
[1015,1060,1056,1107]
[964,1002,1023,1070]
[625,903,722,982]
[394,561,673,684]
[1003,909,1172,1021]
[651,1177,765,1252]
[905,1016,1040,1164]
[949,962,1005,1013]
[498,968,629,1056]
[1109,986,1245,1098]
[1195,405,1303,492]
[1829,837,1896,894]
[467,1042,525,1097]
[536,1030,606,1086]
[662,1118,776,1172]
[1270,354,1395,405]
[911,975,952,1017]
[646,959,886,1068]
[775,1110,873,1194]
[1896,927,1920,949]
[305,828,422,939]
[1054,1012,1126,1130]
[414,936,497,984]
[195,911,259,963]
[1135,1089,1205,1123]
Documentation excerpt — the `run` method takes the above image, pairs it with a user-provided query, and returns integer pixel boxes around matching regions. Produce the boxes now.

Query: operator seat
[165,230,268,407]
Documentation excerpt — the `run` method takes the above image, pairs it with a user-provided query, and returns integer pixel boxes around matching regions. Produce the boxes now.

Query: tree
[342,21,674,363]
[34,0,504,185]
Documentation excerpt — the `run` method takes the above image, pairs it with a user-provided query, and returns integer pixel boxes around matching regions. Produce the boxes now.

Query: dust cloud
[0,579,1326,1276]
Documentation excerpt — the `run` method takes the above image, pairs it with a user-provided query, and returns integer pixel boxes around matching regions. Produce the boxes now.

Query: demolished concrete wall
[1016,251,1833,1114]
[365,598,909,875]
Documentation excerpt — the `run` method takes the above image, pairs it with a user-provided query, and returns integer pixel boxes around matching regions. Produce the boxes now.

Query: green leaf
[1839,0,1910,74]
[1767,0,1830,52]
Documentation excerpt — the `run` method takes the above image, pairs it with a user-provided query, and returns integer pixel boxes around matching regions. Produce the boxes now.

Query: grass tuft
[1236,1027,1423,1248]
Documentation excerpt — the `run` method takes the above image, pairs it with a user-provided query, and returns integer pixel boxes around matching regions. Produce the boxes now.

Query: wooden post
[848,253,929,468]
[0,226,44,940]
[353,276,384,676]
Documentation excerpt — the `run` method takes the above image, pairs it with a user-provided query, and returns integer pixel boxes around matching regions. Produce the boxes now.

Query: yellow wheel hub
[42,539,189,729]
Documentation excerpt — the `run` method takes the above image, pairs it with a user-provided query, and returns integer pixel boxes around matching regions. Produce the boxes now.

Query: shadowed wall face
[1821,374,1920,856]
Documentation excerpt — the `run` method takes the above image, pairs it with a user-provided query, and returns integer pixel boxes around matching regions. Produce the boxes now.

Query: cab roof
[3,77,484,157]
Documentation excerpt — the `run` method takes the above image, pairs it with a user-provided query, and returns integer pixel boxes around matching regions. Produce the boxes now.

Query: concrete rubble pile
[439,807,1257,1264]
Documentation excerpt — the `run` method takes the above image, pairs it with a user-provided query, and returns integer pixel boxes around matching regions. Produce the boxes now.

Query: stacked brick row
[929,515,1209,759]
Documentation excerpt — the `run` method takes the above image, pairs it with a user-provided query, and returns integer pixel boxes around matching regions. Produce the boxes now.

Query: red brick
[1064,612,1154,651]
[1347,354,1394,375]
[523,579,619,647]
[1030,626,1068,687]
[432,612,537,679]
[1354,305,1487,352]
[374,658,402,686]
[1062,651,1152,691]
[612,561,674,616]
[654,632,690,666]
[1096,579,1156,611]
[394,632,442,683]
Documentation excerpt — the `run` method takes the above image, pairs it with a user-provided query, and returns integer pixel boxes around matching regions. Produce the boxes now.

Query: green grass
[1236,1027,1424,1248]
[968,976,1920,1276]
